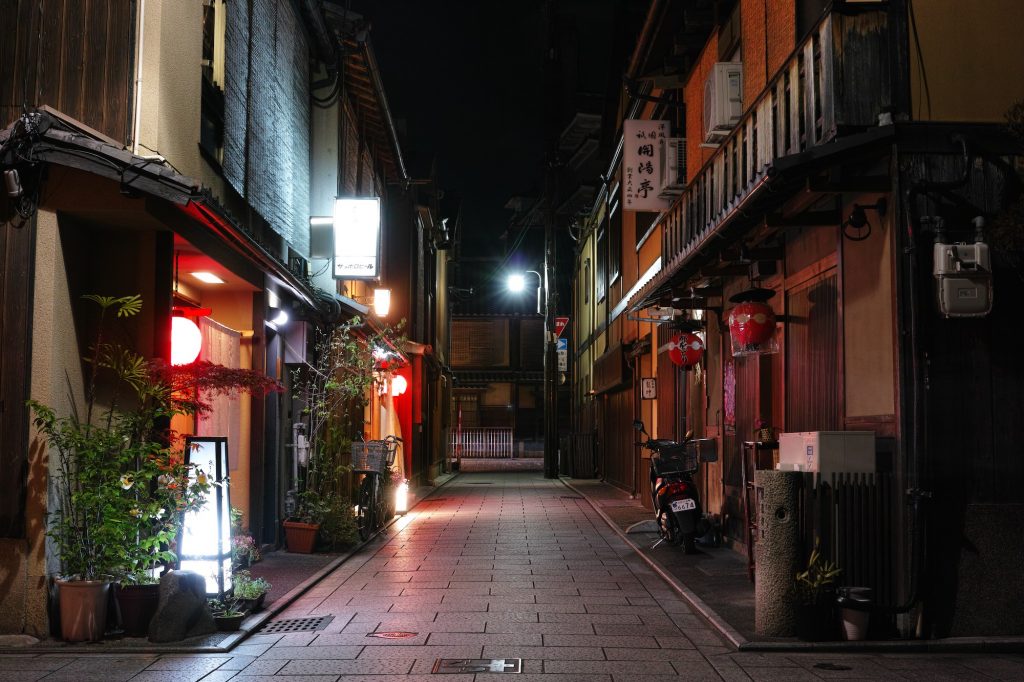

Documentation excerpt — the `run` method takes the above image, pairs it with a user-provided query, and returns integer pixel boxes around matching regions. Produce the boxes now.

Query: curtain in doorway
[198,317,242,470]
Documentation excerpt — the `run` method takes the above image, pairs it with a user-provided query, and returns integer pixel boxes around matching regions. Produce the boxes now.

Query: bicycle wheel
[376,479,394,528]
[356,475,375,541]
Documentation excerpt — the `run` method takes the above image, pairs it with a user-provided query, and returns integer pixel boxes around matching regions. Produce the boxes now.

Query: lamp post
[507,268,558,479]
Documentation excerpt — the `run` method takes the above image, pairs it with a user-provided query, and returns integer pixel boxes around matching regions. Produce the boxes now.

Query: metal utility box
[778,431,875,483]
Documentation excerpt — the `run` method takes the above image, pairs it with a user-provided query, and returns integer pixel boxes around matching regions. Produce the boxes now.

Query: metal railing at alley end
[448,428,513,460]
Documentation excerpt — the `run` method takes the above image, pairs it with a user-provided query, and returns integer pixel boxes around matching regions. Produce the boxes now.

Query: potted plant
[30,295,280,641]
[794,539,842,641]
[232,534,261,569]
[231,570,271,613]
[208,598,245,631]
[286,319,404,551]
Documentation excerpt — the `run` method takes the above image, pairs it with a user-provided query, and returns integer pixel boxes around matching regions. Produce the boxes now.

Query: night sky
[354,1,548,256]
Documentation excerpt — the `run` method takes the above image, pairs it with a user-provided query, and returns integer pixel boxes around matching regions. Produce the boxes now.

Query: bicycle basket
[350,441,389,473]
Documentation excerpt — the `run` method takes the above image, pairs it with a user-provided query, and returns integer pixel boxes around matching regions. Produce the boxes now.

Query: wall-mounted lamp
[267,307,289,327]
[373,288,391,317]
[391,374,408,397]
[843,198,887,242]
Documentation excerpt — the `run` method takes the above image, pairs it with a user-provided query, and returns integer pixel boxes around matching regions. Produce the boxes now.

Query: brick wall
[684,33,719,181]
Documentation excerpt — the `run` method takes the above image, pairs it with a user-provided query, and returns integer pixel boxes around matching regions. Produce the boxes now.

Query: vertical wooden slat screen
[601,388,636,493]
[656,325,677,440]
[0,217,36,537]
[786,273,839,432]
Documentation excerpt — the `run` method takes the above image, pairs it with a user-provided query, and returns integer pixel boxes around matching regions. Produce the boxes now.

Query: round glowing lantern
[171,316,202,365]
[391,374,408,397]
[728,302,776,347]
[668,332,704,368]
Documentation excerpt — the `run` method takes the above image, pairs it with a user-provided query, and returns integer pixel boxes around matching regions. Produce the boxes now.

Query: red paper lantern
[171,316,202,365]
[668,332,704,368]
[728,301,776,347]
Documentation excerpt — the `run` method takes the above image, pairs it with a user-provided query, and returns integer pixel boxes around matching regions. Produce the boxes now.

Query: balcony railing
[657,9,890,282]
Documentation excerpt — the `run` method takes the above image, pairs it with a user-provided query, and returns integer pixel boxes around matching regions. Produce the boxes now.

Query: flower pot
[56,578,112,642]
[841,607,870,641]
[116,583,161,637]
[795,602,836,642]
[283,520,320,554]
[214,613,245,631]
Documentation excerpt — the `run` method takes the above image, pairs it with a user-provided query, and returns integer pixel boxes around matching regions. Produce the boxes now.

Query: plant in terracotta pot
[286,319,404,551]
[794,539,842,641]
[30,294,281,641]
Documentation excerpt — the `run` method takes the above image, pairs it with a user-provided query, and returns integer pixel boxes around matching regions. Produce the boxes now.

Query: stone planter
[283,520,319,554]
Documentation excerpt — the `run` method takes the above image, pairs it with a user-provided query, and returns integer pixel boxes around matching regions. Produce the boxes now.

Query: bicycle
[352,435,401,541]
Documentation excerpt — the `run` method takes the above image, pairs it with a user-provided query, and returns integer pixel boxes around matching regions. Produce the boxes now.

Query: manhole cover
[432,659,522,674]
[257,615,334,634]
[367,631,418,639]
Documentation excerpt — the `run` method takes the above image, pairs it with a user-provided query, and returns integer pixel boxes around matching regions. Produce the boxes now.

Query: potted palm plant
[30,294,280,641]
[794,539,842,641]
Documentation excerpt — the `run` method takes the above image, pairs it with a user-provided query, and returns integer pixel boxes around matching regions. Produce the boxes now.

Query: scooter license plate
[670,498,696,512]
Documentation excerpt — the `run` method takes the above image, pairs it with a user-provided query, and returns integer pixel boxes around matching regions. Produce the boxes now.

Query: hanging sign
[641,377,657,400]
[333,197,381,279]
[623,120,671,212]
[556,337,568,372]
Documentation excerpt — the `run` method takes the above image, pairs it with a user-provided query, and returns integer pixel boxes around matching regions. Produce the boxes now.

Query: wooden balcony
[646,8,891,302]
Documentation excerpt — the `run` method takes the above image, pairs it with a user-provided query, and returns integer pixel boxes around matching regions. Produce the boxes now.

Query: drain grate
[367,631,419,639]
[432,659,522,674]
[257,615,334,634]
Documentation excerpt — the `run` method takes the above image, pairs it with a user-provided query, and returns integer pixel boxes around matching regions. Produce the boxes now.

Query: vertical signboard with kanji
[623,120,671,212]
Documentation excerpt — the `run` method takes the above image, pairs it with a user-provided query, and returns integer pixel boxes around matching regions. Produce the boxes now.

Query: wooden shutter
[786,272,840,431]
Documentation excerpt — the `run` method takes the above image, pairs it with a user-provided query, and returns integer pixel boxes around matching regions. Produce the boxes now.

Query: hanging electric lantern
[171,316,202,365]
[668,332,704,368]
[727,288,778,357]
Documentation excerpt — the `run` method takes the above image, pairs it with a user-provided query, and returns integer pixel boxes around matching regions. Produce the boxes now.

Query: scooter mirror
[632,420,644,432]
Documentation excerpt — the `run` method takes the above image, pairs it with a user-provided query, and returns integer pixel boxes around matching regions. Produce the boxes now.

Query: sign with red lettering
[555,316,569,338]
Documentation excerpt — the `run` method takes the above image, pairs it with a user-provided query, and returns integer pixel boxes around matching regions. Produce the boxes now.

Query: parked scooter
[633,420,718,554]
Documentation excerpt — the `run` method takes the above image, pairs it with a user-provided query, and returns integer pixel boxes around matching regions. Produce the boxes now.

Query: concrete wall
[842,193,896,422]
[0,209,85,636]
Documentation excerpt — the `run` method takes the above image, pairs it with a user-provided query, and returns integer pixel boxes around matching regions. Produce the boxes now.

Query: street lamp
[507,268,557,478]
[507,270,543,314]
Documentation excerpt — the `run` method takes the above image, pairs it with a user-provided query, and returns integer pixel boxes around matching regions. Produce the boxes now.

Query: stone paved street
[1,472,1022,680]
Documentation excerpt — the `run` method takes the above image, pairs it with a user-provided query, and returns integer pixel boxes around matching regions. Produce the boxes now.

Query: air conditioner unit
[703,62,743,144]
[658,137,686,199]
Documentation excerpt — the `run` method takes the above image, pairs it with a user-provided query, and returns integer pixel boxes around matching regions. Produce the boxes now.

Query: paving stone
[195,671,238,682]
[479,645,605,660]
[128,671,208,682]
[543,660,678,675]
[603,647,707,662]
[256,646,363,660]
[0,657,76,672]
[0,673,48,682]
[228,676,339,682]
[145,656,230,671]
[237,659,286,676]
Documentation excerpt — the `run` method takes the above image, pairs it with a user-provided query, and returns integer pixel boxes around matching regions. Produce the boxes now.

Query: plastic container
[836,587,873,641]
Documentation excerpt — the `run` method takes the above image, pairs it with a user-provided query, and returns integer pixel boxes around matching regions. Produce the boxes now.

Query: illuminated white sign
[623,119,671,211]
[333,197,381,279]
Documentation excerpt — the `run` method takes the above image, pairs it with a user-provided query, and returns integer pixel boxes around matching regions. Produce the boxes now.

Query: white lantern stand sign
[180,436,232,597]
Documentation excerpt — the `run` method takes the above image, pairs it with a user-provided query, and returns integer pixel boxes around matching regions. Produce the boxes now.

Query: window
[584,258,591,304]
[608,197,621,286]
[635,211,658,248]
[200,0,226,163]
[596,228,607,303]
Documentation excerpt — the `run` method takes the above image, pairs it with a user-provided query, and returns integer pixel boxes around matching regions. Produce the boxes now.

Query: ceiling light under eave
[191,271,225,284]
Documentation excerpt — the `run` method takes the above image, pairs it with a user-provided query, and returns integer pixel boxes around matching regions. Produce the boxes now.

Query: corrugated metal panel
[786,273,839,431]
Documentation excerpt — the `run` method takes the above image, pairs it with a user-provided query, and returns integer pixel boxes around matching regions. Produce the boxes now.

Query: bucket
[836,587,872,641]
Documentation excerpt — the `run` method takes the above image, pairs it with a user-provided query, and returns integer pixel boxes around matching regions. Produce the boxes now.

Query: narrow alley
[2,473,1022,681]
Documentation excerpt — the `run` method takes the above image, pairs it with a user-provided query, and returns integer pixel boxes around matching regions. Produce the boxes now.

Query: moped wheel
[681,532,697,555]
[661,512,682,545]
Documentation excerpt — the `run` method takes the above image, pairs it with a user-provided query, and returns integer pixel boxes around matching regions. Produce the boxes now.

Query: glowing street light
[507,270,542,314]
